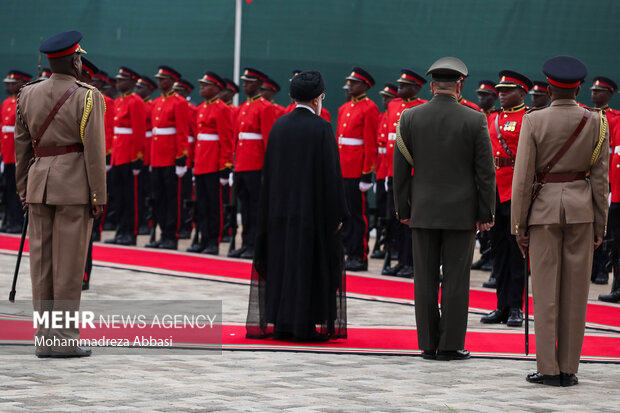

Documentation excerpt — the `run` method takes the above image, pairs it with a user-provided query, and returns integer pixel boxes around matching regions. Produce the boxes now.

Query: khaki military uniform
[15,72,106,354]
[511,99,609,375]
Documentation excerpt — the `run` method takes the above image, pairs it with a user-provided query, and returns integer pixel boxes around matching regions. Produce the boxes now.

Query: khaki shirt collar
[550,99,578,107]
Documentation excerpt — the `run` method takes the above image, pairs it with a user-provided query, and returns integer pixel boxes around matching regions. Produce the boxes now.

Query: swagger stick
[9,208,28,302]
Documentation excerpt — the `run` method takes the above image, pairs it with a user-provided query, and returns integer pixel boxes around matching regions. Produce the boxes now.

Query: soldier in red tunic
[104,67,146,246]
[458,78,482,111]
[186,71,234,255]
[337,67,379,271]
[228,68,278,259]
[476,80,498,116]
[481,70,532,327]
[529,81,550,109]
[370,83,398,260]
[260,77,285,118]
[1,70,31,233]
[145,65,189,250]
[382,70,428,277]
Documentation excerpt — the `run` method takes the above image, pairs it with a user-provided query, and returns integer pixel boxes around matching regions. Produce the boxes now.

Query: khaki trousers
[29,203,92,353]
[529,222,593,375]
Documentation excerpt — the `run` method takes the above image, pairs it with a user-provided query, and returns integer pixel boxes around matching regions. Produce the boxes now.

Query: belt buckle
[493,157,500,169]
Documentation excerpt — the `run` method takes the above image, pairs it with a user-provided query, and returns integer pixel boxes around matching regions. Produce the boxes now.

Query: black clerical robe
[246,106,348,341]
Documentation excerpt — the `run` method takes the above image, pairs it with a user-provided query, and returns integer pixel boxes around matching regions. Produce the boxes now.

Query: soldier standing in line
[260,77,285,118]
[15,30,106,357]
[218,77,239,243]
[337,67,379,271]
[475,80,498,116]
[382,70,427,278]
[134,75,157,235]
[145,65,189,250]
[186,71,233,254]
[1,70,31,233]
[172,78,197,239]
[529,81,550,109]
[480,70,532,328]
[228,68,278,259]
[370,83,398,260]
[512,56,608,386]
[104,67,146,246]
[458,78,481,111]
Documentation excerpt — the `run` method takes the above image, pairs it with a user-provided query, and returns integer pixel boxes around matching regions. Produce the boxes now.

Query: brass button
[114,116,118,120]
[397,112,400,116]
[350,104,354,107]
[114,136,117,140]
[499,126,503,130]
[347,113,350,117]
[199,114,203,118]
[343,123,347,127]
[496,151,500,156]
[239,142,243,146]
[242,112,246,115]
[158,107,162,111]
[154,137,158,141]
[383,123,387,127]
[241,121,244,125]
[155,117,159,120]
[401,103,405,107]
[389,144,393,148]
[504,114,508,118]
[381,134,385,137]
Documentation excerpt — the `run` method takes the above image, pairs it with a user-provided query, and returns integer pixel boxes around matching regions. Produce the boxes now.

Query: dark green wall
[1,0,619,117]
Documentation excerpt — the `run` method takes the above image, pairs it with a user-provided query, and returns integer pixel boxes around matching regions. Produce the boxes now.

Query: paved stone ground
[0,232,619,412]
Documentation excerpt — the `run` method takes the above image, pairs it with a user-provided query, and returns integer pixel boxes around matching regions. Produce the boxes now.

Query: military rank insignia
[504,121,517,132]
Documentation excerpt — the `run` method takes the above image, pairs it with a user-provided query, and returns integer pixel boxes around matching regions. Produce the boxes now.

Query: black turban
[290,70,325,101]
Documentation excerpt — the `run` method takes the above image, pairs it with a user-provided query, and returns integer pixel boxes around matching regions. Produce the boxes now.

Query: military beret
[3,70,32,83]
[40,30,86,58]
[154,65,181,81]
[198,71,226,89]
[397,69,426,86]
[591,76,617,93]
[496,70,533,92]
[542,56,587,89]
[476,80,497,95]
[241,67,267,82]
[290,70,325,101]
[379,83,399,97]
[346,66,375,87]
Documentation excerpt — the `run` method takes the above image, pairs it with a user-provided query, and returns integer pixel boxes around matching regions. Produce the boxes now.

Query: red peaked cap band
[547,77,581,89]
[46,43,81,58]
[499,76,531,92]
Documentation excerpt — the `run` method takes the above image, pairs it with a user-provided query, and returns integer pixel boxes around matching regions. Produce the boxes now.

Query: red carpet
[1,234,618,330]
[0,317,618,361]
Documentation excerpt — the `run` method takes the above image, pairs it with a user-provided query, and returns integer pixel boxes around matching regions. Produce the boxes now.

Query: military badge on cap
[346,66,375,87]
[115,66,140,81]
[590,76,617,93]
[476,80,497,95]
[529,80,549,95]
[173,78,194,92]
[38,68,52,80]
[496,70,533,92]
[397,69,426,86]
[136,76,157,90]
[198,71,226,89]
[40,30,86,58]
[154,65,181,81]
[379,83,398,97]
[240,67,267,82]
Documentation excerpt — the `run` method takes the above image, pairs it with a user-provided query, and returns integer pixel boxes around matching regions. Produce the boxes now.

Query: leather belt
[494,156,515,168]
[34,143,84,158]
[536,172,586,183]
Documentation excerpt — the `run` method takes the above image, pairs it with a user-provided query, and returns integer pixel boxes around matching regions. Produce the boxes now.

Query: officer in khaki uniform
[393,57,496,361]
[15,31,106,358]
[511,56,609,386]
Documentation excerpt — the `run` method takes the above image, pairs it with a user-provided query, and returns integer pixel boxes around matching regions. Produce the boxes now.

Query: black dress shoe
[560,372,579,387]
[240,248,254,259]
[526,372,561,386]
[6,225,23,234]
[599,288,620,303]
[115,234,137,246]
[593,271,609,285]
[186,243,206,253]
[202,245,219,255]
[480,308,508,324]
[82,281,89,291]
[421,350,437,360]
[91,231,101,242]
[228,247,246,258]
[345,257,368,272]
[50,346,92,358]
[471,258,485,270]
[370,249,385,259]
[104,235,119,244]
[178,228,191,239]
[158,239,178,250]
[382,263,404,276]
[221,234,232,243]
[145,239,161,248]
[482,275,497,288]
[437,349,470,361]
[396,265,414,278]
[480,262,493,271]
[506,308,524,327]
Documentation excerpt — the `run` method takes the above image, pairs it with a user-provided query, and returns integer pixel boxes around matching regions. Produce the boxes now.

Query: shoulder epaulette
[76,80,96,90]
[526,106,546,114]
[22,78,45,89]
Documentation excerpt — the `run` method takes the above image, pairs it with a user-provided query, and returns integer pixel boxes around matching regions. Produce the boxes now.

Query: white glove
[132,169,141,176]
[0,162,4,174]
[384,178,389,192]
[175,165,187,178]
[105,165,112,173]
[220,178,229,186]
[229,172,234,186]
[149,166,153,173]
[359,181,373,192]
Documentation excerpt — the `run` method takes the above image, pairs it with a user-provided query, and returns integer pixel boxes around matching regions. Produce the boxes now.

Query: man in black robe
[246,71,348,342]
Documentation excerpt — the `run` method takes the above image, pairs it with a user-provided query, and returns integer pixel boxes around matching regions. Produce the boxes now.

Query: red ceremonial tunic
[234,95,277,172]
[375,112,388,181]
[186,100,198,168]
[458,96,482,112]
[142,98,153,165]
[194,97,234,175]
[150,91,190,167]
[336,94,379,178]
[103,94,115,159]
[488,104,526,203]
[111,92,147,166]
[1,96,16,164]
[603,107,620,202]
[385,97,427,177]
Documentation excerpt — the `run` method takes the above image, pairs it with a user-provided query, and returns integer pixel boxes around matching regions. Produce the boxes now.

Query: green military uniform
[393,57,496,356]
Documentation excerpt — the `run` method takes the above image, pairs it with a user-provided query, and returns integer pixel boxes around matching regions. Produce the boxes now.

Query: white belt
[197,133,220,142]
[378,147,387,154]
[388,133,396,141]
[338,137,364,146]
[146,131,153,138]
[114,127,133,134]
[2,126,15,133]
[153,127,177,135]
[238,132,262,140]
[615,146,620,155]
[188,135,195,143]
